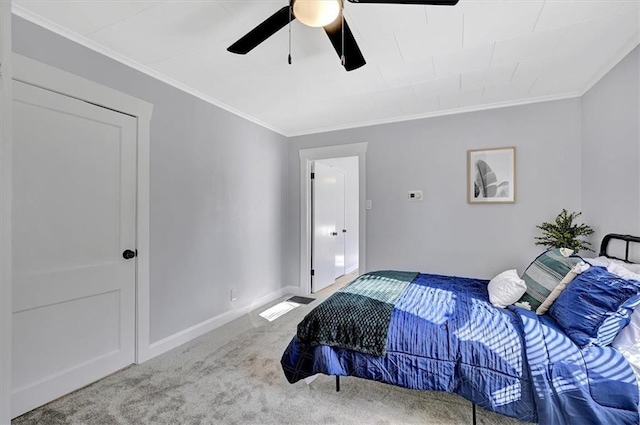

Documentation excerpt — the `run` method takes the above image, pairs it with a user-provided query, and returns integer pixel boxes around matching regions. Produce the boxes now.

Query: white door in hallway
[312,162,339,293]
[334,171,346,279]
[11,81,137,417]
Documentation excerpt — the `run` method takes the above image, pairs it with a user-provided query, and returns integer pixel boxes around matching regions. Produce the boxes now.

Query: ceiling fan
[227,0,460,72]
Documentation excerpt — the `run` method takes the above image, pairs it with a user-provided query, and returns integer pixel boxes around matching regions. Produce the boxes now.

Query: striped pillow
[518,249,582,311]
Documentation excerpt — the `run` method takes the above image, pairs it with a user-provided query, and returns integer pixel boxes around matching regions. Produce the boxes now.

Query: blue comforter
[281,272,640,424]
[516,308,639,424]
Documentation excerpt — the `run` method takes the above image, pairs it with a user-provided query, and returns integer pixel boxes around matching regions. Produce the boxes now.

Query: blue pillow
[549,266,640,348]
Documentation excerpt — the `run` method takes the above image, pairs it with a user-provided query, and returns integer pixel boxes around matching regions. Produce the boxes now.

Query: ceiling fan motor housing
[291,0,344,28]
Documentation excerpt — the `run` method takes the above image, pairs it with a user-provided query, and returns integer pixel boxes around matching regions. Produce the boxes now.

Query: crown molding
[287,91,584,137]
[11,4,289,137]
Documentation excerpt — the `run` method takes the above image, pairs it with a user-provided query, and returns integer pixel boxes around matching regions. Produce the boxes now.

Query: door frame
[10,55,154,372]
[299,142,367,296]
[1,2,13,425]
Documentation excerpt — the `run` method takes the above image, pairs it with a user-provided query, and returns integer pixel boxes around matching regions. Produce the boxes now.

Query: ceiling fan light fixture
[292,0,342,28]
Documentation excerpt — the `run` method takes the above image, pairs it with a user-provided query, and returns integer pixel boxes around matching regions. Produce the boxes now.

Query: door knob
[331,232,338,236]
[122,249,137,260]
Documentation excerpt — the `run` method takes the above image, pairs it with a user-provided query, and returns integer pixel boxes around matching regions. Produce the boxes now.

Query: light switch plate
[366,200,373,210]
[408,190,423,201]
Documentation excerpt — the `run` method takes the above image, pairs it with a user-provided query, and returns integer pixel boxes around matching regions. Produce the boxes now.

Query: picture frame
[467,147,516,204]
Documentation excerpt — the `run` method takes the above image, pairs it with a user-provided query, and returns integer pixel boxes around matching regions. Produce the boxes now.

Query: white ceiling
[13,0,640,136]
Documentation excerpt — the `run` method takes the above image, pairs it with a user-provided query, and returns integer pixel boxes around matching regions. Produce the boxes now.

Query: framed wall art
[467,147,516,204]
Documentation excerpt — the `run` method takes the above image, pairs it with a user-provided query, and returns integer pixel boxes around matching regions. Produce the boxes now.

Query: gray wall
[289,100,584,281]
[12,16,290,344]
[582,47,640,250]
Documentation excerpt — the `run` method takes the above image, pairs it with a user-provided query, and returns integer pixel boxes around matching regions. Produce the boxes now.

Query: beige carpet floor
[12,291,530,425]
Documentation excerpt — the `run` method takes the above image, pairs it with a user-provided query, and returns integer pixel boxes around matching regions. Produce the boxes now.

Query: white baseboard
[282,285,301,297]
[345,265,359,275]
[142,286,299,362]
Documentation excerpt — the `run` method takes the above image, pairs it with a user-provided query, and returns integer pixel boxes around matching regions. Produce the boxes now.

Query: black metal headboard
[599,233,640,263]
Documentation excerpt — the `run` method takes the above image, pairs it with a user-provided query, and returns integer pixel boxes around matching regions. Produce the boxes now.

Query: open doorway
[311,157,359,293]
[298,142,367,297]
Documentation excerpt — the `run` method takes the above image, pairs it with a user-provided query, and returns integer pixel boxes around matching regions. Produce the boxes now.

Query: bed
[280,234,640,425]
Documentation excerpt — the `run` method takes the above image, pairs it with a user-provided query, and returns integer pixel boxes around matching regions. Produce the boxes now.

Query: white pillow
[583,256,611,268]
[607,262,640,282]
[613,309,640,383]
[488,270,527,308]
[611,259,640,275]
[585,256,640,274]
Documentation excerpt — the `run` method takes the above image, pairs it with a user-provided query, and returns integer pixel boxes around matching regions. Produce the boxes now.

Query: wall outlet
[408,190,423,201]
[231,288,237,301]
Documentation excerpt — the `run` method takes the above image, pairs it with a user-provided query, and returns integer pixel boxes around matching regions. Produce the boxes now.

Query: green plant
[535,209,594,252]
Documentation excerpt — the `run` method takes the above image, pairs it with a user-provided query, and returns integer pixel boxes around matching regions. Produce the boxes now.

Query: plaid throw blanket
[296,271,419,356]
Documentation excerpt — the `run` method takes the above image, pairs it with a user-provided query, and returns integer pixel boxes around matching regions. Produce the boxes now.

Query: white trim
[13,54,152,122]
[12,54,155,367]
[146,286,300,359]
[135,115,152,363]
[0,1,12,424]
[11,4,287,137]
[288,91,584,137]
[345,265,359,275]
[299,143,368,296]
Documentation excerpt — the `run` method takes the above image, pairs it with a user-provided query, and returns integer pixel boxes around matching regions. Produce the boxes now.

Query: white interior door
[334,171,346,279]
[312,162,338,293]
[11,81,137,417]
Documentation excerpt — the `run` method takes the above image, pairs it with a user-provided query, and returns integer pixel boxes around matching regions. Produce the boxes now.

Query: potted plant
[535,209,594,252]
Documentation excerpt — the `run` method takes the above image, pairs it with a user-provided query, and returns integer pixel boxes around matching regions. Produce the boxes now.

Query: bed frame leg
[333,375,473,422]
[472,403,477,425]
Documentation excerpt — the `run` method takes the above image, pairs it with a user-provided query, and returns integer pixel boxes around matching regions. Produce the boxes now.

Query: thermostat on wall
[408,190,423,201]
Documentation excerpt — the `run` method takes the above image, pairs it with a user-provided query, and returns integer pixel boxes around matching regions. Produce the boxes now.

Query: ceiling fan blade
[324,18,366,72]
[346,0,459,5]
[227,6,295,54]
